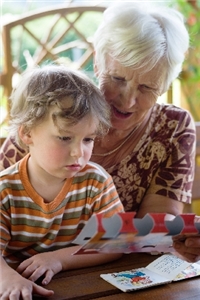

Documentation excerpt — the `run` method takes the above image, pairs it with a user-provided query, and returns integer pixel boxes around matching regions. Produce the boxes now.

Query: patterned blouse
[0,103,196,212]
[104,104,196,212]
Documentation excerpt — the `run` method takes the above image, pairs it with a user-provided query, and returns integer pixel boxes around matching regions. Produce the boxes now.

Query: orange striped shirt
[0,154,124,263]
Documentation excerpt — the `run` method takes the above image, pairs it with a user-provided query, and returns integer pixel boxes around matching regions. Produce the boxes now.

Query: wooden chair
[1,4,106,114]
[191,122,200,214]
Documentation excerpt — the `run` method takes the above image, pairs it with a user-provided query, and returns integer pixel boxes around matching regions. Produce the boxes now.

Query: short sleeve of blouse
[146,106,196,204]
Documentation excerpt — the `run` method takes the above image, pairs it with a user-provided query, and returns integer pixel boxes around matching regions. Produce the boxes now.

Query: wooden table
[33,253,200,300]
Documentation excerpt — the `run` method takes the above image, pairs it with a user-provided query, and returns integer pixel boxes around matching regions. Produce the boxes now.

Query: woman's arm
[136,194,184,219]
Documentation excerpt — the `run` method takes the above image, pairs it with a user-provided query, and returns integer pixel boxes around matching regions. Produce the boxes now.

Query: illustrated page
[100,254,199,292]
[100,267,171,292]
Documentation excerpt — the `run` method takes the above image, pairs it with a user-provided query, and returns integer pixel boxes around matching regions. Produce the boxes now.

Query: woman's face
[96,56,166,131]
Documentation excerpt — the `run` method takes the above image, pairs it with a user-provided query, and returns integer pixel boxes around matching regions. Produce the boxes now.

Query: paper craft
[73,213,200,255]
[100,254,200,292]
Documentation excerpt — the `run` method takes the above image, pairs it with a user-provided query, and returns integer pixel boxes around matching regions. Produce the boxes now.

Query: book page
[173,262,200,281]
[100,267,171,292]
[146,254,191,280]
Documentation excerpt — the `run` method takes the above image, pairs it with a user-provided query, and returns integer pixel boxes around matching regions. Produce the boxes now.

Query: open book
[100,254,200,292]
[73,213,200,255]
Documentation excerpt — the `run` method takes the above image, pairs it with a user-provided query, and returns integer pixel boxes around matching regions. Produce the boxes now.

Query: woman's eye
[141,84,152,90]
[141,84,150,89]
[112,76,125,82]
[139,84,151,92]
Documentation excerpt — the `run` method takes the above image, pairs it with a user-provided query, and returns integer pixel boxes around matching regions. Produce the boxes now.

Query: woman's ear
[18,125,33,146]
[93,51,99,77]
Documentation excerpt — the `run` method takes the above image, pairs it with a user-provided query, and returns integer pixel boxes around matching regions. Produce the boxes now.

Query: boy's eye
[58,137,95,143]
[84,138,95,143]
[58,136,70,141]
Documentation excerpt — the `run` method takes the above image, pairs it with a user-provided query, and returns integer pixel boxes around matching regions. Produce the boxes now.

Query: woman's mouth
[112,106,132,119]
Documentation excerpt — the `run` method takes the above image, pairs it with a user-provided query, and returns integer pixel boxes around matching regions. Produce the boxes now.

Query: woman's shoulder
[0,135,28,170]
[152,103,195,129]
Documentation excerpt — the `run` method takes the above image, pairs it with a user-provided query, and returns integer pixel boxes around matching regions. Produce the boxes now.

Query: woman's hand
[173,236,200,262]
[16,252,63,286]
[173,216,200,262]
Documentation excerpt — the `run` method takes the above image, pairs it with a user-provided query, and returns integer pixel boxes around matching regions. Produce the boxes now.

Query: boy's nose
[70,144,83,158]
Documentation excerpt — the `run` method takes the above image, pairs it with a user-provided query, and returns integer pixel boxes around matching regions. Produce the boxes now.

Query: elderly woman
[0,3,199,262]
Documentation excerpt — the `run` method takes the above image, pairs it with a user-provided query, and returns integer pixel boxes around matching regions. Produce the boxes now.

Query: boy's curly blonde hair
[9,64,111,148]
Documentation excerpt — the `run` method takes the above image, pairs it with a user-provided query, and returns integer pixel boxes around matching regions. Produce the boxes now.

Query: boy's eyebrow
[59,129,98,136]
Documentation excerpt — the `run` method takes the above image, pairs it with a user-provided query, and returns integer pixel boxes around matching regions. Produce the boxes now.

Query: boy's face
[26,106,98,182]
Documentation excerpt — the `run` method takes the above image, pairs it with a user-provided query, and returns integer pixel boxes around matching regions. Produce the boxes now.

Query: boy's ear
[18,126,33,145]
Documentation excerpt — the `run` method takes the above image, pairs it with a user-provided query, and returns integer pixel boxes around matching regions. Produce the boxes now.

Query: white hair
[93,3,189,91]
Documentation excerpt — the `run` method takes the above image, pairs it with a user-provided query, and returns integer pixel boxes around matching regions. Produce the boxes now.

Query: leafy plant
[172,0,200,121]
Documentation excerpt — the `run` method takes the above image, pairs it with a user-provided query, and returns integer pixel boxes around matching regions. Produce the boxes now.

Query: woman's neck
[92,109,152,168]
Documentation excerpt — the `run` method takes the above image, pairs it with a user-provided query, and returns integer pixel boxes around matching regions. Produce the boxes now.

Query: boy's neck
[27,156,67,202]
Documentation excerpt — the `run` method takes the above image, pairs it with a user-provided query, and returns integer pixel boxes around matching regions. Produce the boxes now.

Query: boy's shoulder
[0,163,21,193]
[0,163,19,178]
[80,161,110,180]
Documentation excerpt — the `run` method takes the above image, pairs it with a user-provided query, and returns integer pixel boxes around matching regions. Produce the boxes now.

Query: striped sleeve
[71,162,124,217]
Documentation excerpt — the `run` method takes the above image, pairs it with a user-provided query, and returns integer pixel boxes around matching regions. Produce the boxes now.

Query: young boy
[0,65,124,299]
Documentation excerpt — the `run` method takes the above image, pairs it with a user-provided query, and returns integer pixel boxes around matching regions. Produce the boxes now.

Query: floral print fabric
[106,104,196,212]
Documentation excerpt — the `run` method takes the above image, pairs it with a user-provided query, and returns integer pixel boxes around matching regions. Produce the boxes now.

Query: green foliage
[174,0,200,121]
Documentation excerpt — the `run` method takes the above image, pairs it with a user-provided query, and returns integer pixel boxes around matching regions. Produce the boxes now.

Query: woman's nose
[121,87,137,109]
